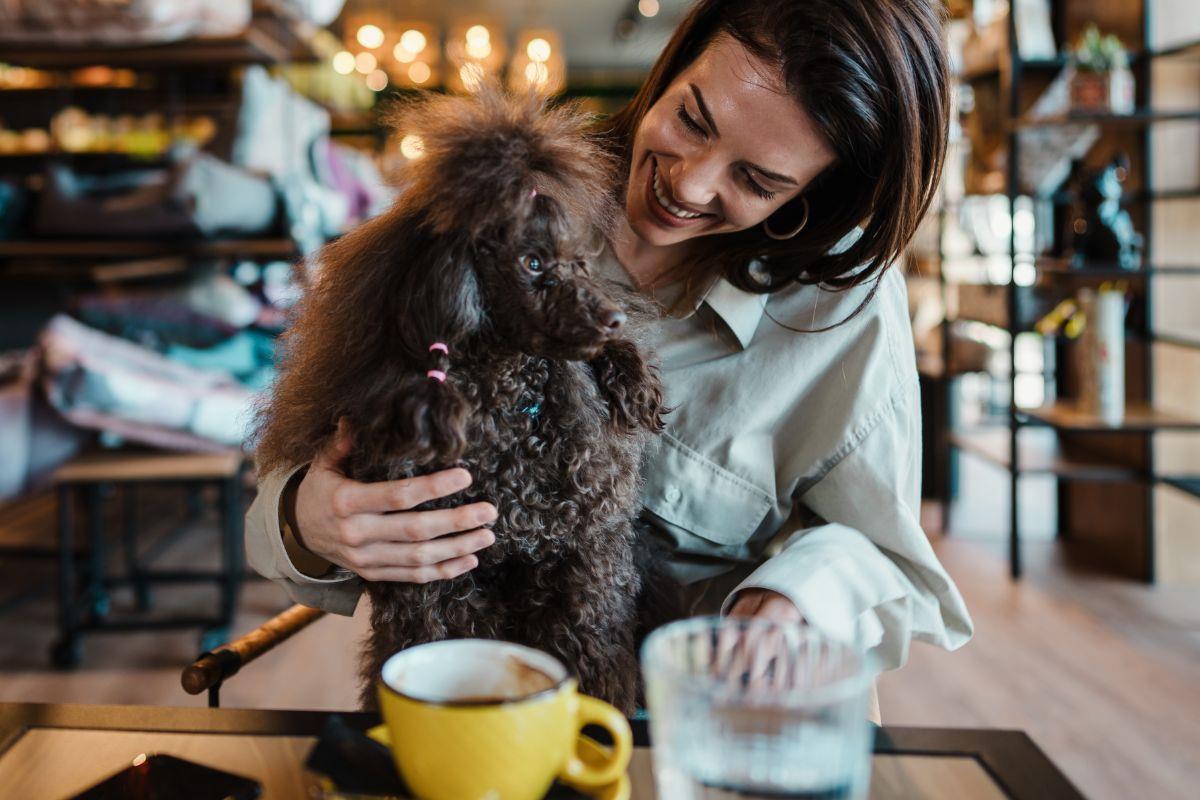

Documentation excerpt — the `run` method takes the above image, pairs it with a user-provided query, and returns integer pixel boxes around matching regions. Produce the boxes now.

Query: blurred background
[0,2,1197,798]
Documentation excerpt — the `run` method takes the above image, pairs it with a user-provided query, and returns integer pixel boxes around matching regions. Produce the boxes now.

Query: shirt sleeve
[720,382,973,672]
[244,463,363,616]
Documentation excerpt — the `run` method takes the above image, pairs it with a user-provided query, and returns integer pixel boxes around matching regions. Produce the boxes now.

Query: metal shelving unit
[943,0,1200,580]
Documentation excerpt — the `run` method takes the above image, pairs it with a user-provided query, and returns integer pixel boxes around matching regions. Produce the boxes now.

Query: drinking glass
[641,616,874,799]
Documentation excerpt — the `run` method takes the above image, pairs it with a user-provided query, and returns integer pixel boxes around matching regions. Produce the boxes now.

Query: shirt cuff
[261,463,358,588]
[720,523,913,671]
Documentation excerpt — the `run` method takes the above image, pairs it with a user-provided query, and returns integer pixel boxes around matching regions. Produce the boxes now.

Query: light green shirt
[246,244,973,672]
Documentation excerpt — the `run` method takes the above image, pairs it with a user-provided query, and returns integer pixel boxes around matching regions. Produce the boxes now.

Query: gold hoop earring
[762,196,810,241]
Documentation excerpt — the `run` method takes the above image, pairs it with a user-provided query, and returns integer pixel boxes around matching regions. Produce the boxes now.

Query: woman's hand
[727,588,804,623]
[289,423,497,583]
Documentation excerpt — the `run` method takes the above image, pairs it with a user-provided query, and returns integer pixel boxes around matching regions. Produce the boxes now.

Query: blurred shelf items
[908,0,1200,584]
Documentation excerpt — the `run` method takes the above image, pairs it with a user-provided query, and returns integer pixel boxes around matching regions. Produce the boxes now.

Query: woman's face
[624,34,837,248]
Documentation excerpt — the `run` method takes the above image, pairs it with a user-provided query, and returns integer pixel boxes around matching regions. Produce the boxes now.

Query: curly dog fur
[254,88,666,713]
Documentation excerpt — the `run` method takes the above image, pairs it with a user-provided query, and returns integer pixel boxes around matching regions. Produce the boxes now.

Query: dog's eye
[519,254,544,273]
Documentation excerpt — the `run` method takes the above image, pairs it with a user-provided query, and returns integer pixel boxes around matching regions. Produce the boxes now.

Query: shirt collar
[692,228,864,350]
[597,248,768,349]
[692,276,769,350]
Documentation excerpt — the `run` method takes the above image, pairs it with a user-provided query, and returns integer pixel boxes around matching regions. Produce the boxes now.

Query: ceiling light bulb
[526,38,552,63]
[365,69,388,91]
[399,29,427,54]
[466,40,492,59]
[638,0,660,17]
[355,51,377,74]
[332,51,355,75]
[524,61,549,87]
[356,24,385,49]
[408,61,432,84]
[466,25,490,47]
[400,134,424,160]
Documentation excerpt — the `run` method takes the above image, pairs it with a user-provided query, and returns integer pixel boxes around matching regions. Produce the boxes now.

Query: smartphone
[70,753,261,800]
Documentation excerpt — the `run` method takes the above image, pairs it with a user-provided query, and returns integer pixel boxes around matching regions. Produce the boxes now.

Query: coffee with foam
[382,640,564,704]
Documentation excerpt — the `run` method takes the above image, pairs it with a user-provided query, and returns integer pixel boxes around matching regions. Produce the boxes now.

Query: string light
[332,51,355,75]
[526,38,552,63]
[466,25,491,47]
[356,24,385,49]
[355,51,377,74]
[638,0,660,17]
[524,61,549,87]
[466,39,492,59]
[400,134,425,160]
[399,29,427,54]
[366,69,389,91]
[408,62,432,84]
[394,46,416,63]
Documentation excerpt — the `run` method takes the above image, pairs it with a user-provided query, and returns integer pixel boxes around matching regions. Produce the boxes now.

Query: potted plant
[1068,25,1134,114]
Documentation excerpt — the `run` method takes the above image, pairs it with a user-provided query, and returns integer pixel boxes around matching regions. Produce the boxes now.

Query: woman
[246,0,973,698]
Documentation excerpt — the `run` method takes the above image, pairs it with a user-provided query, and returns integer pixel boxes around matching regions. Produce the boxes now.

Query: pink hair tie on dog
[429,342,449,355]
[427,369,447,383]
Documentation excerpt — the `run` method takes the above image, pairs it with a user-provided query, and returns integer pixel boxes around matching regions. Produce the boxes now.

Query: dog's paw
[590,339,668,434]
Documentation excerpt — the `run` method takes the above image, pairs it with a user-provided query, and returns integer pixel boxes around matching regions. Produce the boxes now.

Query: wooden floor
[0,490,1197,799]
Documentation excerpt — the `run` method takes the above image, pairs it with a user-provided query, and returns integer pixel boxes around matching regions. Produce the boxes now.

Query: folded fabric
[278,0,346,27]
[167,329,276,391]
[36,152,277,239]
[0,0,251,46]
[0,349,88,502]
[75,292,239,350]
[39,315,251,452]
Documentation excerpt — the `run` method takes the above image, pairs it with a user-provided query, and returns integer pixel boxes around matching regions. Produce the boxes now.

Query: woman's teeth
[653,166,702,220]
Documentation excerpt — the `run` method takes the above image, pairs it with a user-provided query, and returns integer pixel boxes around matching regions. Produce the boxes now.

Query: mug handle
[560,695,633,789]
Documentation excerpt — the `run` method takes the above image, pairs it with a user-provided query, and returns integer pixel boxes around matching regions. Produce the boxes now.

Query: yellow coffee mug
[377,639,633,800]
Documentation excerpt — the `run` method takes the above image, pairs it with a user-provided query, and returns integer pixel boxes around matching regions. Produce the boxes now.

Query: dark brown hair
[604,0,949,317]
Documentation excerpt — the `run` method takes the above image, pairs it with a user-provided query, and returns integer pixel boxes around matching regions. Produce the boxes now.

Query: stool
[51,451,247,668]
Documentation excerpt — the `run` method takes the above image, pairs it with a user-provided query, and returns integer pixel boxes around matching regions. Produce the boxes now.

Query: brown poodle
[254,88,666,712]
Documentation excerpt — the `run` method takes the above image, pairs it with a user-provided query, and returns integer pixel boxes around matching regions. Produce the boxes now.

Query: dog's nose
[599,308,626,334]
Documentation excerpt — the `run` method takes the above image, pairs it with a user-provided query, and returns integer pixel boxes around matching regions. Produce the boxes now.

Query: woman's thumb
[318,418,354,467]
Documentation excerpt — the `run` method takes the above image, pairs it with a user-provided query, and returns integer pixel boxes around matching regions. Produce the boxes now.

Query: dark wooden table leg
[84,483,110,618]
[122,484,151,611]
[52,485,81,668]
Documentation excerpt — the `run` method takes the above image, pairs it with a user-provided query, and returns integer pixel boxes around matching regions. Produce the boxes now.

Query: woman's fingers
[354,527,495,570]
[334,468,476,516]
[358,554,481,584]
[315,419,355,470]
[392,503,498,542]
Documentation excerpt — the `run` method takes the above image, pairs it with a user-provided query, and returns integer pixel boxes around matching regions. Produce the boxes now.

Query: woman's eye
[520,254,544,273]
[744,170,777,201]
[675,103,706,138]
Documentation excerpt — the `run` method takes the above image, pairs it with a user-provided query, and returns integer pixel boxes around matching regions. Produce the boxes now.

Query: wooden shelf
[949,428,1140,480]
[0,238,298,260]
[1014,109,1200,130]
[1048,187,1200,204]
[1021,402,1200,432]
[1035,257,1200,278]
[1161,478,1200,500]
[0,9,317,69]
[0,152,176,175]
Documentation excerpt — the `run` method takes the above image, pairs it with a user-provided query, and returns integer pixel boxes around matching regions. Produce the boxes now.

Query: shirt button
[664,486,681,504]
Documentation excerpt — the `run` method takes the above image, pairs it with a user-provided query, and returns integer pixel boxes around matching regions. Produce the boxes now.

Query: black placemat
[305,716,590,799]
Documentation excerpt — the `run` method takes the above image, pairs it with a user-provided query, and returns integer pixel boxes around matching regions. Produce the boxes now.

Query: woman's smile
[645,157,714,230]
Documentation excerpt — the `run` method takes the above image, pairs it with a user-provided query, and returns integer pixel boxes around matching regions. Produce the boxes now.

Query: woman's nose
[670,156,721,209]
